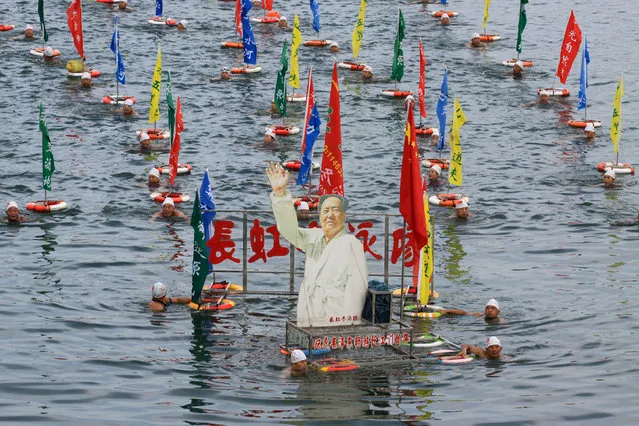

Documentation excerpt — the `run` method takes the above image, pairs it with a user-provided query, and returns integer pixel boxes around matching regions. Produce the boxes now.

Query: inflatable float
[30,47,60,57]
[286,93,306,103]
[282,161,320,172]
[26,200,67,213]
[266,125,300,136]
[0,25,15,31]
[147,16,177,26]
[231,66,262,74]
[251,11,280,23]
[337,61,367,71]
[220,41,243,49]
[312,358,359,372]
[567,119,602,128]
[432,10,458,17]
[188,299,235,311]
[422,158,449,170]
[201,282,243,294]
[154,164,193,175]
[150,191,191,204]
[537,87,570,97]
[303,39,333,47]
[101,95,136,105]
[380,90,413,98]
[502,58,533,67]
[429,193,469,207]
[415,127,434,136]
[292,196,319,210]
[480,34,501,42]
[596,162,635,175]
[425,349,474,365]
[67,69,101,78]
[137,128,171,140]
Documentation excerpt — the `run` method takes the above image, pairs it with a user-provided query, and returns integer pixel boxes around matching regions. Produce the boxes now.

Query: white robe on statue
[271,191,368,327]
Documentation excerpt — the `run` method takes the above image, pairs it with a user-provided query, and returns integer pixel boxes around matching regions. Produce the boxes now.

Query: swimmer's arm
[170,297,192,304]
[457,344,485,358]
[439,309,470,315]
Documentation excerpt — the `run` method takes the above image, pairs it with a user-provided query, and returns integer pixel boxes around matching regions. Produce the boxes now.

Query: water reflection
[441,224,470,283]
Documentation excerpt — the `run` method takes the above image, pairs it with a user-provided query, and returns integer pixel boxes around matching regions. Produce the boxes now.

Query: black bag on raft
[362,280,392,324]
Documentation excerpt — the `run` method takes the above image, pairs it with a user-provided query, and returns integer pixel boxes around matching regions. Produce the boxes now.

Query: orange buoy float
[422,158,450,170]
[502,58,533,67]
[0,24,15,31]
[137,128,171,140]
[432,10,458,18]
[596,162,635,175]
[286,93,306,103]
[220,41,244,49]
[283,161,320,172]
[189,299,236,311]
[266,125,300,136]
[381,90,413,98]
[30,47,61,57]
[231,65,262,74]
[480,34,501,42]
[537,87,570,97]
[154,164,193,175]
[429,193,468,207]
[150,191,191,204]
[303,39,333,47]
[293,196,319,210]
[67,69,101,78]
[337,61,367,71]
[147,16,177,26]
[102,95,136,105]
[251,10,280,23]
[202,282,243,293]
[415,127,434,136]
[26,200,68,213]
[567,119,602,129]
[313,359,359,372]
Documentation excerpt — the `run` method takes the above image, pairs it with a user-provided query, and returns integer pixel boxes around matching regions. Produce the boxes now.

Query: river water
[1,0,638,424]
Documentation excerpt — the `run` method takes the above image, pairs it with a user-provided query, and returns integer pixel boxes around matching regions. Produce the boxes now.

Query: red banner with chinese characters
[235,0,243,37]
[169,97,183,186]
[66,0,84,60]
[318,62,344,196]
[555,10,581,85]
[261,0,273,11]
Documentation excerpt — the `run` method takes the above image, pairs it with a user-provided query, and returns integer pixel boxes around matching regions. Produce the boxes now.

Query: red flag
[555,10,582,85]
[399,106,428,251]
[235,0,243,37]
[319,62,344,196]
[261,0,273,11]
[169,97,183,186]
[301,69,315,153]
[418,40,426,120]
[66,0,84,60]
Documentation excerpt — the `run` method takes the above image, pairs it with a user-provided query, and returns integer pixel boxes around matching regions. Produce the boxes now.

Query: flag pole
[399,219,406,321]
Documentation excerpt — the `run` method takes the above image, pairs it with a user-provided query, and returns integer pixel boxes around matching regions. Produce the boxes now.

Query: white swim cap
[6,201,18,212]
[405,94,415,104]
[441,13,449,19]
[279,16,287,21]
[139,132,150,141]
[44,47,54,57]
[290,349,307,364]
[604,169,616,179]
[221,67,230,73]
[297,201,310,210]
[265,128,276,139]
[152,282,166,298]
[485,336,501,348]
[432,128,440,136]
[124,98,134,107]
[486,298,500,310]
[584,123,595,132]
[25,24,33,31]
[431,164,442,175]
[456,200,468,209]
[178,20,187,28]
[163,197,175,206]
[363,65,373,73]
[539,90,551,97]
[330,41,339,48]
[515,60,524,69]
[472,33,480,39]
[149,168,160,178]
[81,72,91,79]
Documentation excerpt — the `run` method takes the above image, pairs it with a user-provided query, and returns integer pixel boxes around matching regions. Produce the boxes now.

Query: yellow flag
[417,189,433,305]
[610,75,624,154]
[288,15,302,90]
[351,0,367,59]
[449,98,466,186]
[483,0,491,31]
[148,46,162,124]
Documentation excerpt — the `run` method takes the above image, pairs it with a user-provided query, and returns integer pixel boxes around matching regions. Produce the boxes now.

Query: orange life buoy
[202,282,243,293]
[26,200,67,212]
[148,16,176,26]
[266,10,280,18]
[30,47,61,57]
[380,90,413,98]
[231,66,262,74]
[101,95,136,105]
[337,61,366,71]
[293,196,319,210]
[303,39,332,47]
[286,93,306,103]
[191,299,236,311]
[220,41,244,49]
[537,87,570,97]
[155,164,193,175]
[314,359,359,372]
[422,158,450,170]
[597,162,635,175]
[283,161,302,171]
[480,34,501,42]
[415,127,434,136]
[150,191,191,204]
[502,58,533,67]
[429,193,468,207]
[432,10,458,18]
[267,125,300,136]
[68,69,101,78]
[138,128,171,140]
[0,24,15,31]
[567,120,602,129]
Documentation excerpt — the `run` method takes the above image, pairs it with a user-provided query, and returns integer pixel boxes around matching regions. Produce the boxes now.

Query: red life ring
[429,193,468,207]
[138,128,171,140]
[283,161,320,172]
[67,69,101,78]
[267,125,300,136]
[380,90,413,98]
[314,359,359,372]
[101,95,136,105]
[231,66,262,74]
[202,282,243,293]
[0,25,15,31]
[251,14,279,23]
[537,88,570,97]
[422,158,450,170]
[303,39,332,47]
[30,47,61,57]
[293,196,319,210]
[220,41,244,49]
[266,10,280,18]
[150,192,191,204]
[415,127,434,136]
[148,16,176,26]
[432,10,458,17]
[502,58,533,67]
[155,164,193,175]
[597,162,635,175]
[480,34,501,42]
[337,61,366,71]
[567,120,602,129]
[197,299,235,311]
[26,200,67,212]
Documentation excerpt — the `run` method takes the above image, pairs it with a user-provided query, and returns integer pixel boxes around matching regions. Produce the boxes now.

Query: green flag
[516,0,528,54]
[191,191,209,303]
[38,0,48,42]
[391,9,405,82]
[39,103,55,192]
[274,40,288,117]
[166,71,175,145]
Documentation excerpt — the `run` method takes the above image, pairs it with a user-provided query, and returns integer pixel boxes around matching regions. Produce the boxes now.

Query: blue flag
[241,0,257,65]
[116,50,126,85]
[436,68,448,152]
[310,0,321,34]
[577,39,589,112]
[199,170,217,273]
[297,103,321,185]
[110,17,125,85]
[155,0,162,17]
[441,0,447,4]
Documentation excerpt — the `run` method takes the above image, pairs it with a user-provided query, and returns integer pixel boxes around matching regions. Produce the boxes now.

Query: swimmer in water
[456,336,506,360]
[148,282,191,312]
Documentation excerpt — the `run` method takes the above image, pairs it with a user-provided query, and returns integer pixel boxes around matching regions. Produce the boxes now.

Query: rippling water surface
[1,0,639,424]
